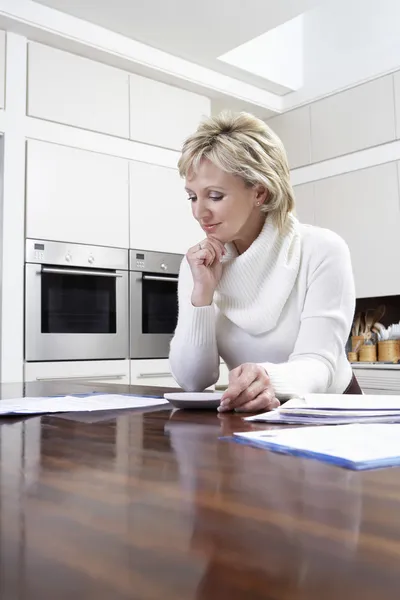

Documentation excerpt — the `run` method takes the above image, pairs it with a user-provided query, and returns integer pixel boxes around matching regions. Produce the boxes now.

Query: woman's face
[185,159,266,245]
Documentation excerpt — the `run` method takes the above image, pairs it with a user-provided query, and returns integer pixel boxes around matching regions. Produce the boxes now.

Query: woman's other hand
[219,363,279,412]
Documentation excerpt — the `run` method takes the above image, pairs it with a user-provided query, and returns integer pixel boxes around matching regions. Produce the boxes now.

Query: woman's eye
[210,194,223,201]
[188,196,197,202]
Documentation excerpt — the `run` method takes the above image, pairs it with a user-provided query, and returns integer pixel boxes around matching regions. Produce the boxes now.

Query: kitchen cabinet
[26,139,129,248]
[310,76,396,162]
[353,365,400,394]
[129,74,210,150]
[24,360,130,384]
[129,160,201,253]
[394,71,400,139]
[293,183,315,224]
[268,107,311,169]
[27,42,130,138]
[313,162,400,298]
[0,30,5,110]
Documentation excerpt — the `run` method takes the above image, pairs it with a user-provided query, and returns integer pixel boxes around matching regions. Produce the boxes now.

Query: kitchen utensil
[371,304,386,326]
[164,391,223,410]
[364,310,373,332]
[352,313,361,336]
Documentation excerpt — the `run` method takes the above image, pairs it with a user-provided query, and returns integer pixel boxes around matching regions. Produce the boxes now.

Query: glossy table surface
[1,381,400,599]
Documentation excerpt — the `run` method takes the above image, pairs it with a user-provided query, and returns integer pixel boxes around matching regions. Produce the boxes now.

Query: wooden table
[1,382,400,599]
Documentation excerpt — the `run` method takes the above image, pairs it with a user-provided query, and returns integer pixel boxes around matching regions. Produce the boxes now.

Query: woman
[169,111,360,412]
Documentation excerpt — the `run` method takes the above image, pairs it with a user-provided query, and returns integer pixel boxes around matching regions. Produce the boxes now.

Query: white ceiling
[33,0,322,92]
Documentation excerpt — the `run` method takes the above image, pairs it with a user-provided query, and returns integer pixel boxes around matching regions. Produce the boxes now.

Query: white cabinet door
[129,74,210,150]
[28,43,130,137]
[293,183,315,224]
[26,140,129,248]
[24,360,130,384]
[314,163,400,298]
[394,72,400,139]
[0,30,5,110]
[268,107,311,168]
[130,359,177,388]
[129,160,201,253]
[311,76,396,162]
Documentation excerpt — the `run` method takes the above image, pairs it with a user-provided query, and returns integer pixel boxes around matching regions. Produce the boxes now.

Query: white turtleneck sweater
[169,215,356,399]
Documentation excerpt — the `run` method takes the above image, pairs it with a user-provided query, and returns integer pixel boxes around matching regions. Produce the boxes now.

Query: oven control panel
[135,253,145,269]
[25,239,129,271]
[130,249,183,275]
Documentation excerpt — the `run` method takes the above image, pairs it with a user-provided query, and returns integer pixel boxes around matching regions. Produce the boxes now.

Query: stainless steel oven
[25,239,129,361]
[130,249,183,359]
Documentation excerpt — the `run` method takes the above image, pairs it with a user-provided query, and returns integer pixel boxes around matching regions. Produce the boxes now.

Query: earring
[256,201,261,206]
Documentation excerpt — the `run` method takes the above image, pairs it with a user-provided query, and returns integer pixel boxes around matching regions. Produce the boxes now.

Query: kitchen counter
[1,382,400,599]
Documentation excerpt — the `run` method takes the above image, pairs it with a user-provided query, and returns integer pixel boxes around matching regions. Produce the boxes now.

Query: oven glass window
[41,269,117,334]
[142,277,178,334]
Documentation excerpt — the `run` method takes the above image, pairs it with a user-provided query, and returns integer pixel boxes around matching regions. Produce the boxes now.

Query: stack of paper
[245,394,400,425]
[233,424,400,470]
[0,394,169,417]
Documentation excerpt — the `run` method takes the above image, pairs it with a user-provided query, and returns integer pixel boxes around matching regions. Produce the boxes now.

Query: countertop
[1,382,400,599]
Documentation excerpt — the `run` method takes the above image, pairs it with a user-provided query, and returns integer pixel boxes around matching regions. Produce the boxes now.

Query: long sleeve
[260,231,355,399]
[169,258,220,391]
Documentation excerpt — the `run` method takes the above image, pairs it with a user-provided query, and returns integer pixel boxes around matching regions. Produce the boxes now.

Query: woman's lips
[202,223,221,233]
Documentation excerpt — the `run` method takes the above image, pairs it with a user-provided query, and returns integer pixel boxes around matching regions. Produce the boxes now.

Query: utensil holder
[351,336,364,352]
[378,340,400,363]
[347,351,358,363]
[359,345,377,362]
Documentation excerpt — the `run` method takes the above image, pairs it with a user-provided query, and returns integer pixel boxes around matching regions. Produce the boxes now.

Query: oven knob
[160,263,168,271]
[65,253,72,262]
[88,255,94,265]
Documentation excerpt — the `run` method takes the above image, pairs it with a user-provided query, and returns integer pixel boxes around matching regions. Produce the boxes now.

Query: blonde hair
[178,111,294,230]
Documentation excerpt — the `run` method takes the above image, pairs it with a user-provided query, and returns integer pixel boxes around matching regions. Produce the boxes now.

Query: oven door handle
[142,275,179,283]
[40,267,123,278]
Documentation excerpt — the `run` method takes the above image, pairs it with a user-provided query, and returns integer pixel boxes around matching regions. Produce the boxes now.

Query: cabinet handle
[137,372,171,379]
[35,374,126,382]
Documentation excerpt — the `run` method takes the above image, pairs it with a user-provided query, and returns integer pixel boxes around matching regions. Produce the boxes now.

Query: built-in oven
[25,239,129,361]
[130,249,183,359]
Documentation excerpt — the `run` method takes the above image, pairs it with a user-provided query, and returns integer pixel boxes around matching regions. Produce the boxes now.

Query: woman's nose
[193,199,211,221]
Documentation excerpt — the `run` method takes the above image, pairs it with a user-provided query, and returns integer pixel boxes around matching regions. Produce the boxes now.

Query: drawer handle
[36,374,126,382]
[137,372,171,379]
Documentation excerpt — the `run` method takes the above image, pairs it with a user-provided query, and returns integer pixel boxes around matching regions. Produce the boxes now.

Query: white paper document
[0,394,170,416]
[233,424,400,470]
[245,394,400,425]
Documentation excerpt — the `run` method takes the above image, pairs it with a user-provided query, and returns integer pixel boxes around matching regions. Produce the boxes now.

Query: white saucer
[164,391,223,410]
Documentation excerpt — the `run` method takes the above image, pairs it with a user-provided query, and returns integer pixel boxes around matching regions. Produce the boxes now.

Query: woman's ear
[254,184,268,207]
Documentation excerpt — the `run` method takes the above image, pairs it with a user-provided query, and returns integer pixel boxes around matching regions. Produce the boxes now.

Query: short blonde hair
[178,111,294,230]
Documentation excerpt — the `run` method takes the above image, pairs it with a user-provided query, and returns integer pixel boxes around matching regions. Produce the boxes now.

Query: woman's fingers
[234,392,280,413]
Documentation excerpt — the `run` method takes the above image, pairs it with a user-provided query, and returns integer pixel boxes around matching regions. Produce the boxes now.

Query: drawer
[130,359,178,388]
[354,368,400,393]
[24,360,130,384]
